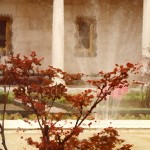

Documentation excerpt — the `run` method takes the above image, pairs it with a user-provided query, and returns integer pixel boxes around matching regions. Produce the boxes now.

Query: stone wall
[0,0,52,68]
[0,0,143,73]
[64,0,143,74]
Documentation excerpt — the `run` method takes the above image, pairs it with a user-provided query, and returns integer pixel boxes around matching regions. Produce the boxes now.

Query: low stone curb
[0,120,150,130]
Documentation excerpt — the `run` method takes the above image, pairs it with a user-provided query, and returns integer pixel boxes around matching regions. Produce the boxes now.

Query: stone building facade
[0,0,149,74]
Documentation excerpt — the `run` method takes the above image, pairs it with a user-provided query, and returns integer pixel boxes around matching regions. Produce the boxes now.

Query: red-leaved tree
[0,52,140,150]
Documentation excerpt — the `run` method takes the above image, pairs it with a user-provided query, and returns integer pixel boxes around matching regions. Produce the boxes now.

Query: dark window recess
[78,21,90,49]
[0,20,6,48]
[75,16,97,57]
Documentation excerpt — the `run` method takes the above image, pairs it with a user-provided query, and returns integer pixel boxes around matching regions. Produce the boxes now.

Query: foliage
[118,114,150,120]
[121,90,144,102]
[145,84,150,107]
[0,113,22,120]
[119,90,146,108]
[77,127,132,150]
[56,96,67,104]
[2,112,150,120]
[62,72,84,85]
[0,91,15,103]
[141,57,150,107]
[0,52,140,150]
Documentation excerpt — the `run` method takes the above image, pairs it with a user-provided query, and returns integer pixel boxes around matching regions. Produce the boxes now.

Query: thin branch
[75,105,83,127]
[0,94,8,150]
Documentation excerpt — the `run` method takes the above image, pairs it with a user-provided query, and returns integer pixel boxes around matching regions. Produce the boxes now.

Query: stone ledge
[1,120,150,130]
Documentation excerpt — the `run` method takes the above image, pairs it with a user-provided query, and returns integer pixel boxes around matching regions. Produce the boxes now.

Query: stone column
[142,0,150,58]
[142,0,150,74]
[52,0,64,70]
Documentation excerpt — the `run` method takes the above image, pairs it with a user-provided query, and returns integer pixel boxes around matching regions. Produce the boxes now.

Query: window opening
[0,16,12,56]
[75,16,96,57]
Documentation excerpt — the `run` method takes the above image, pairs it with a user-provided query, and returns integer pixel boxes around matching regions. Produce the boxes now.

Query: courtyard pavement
[0,120,150,150]
[1,129,150,150]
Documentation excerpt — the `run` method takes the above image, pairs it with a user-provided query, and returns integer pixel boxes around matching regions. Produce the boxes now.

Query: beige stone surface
[64,0,143,73]
[0,0,143,73]
[0,0,52,68]
[0,129,150,150]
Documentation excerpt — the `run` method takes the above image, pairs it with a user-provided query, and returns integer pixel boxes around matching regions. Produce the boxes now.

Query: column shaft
[52,0,64,70]
[142,0,150,58]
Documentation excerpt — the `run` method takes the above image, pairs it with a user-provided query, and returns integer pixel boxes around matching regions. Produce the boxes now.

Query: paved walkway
[0,120,150,150]
[1,129,150,150]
